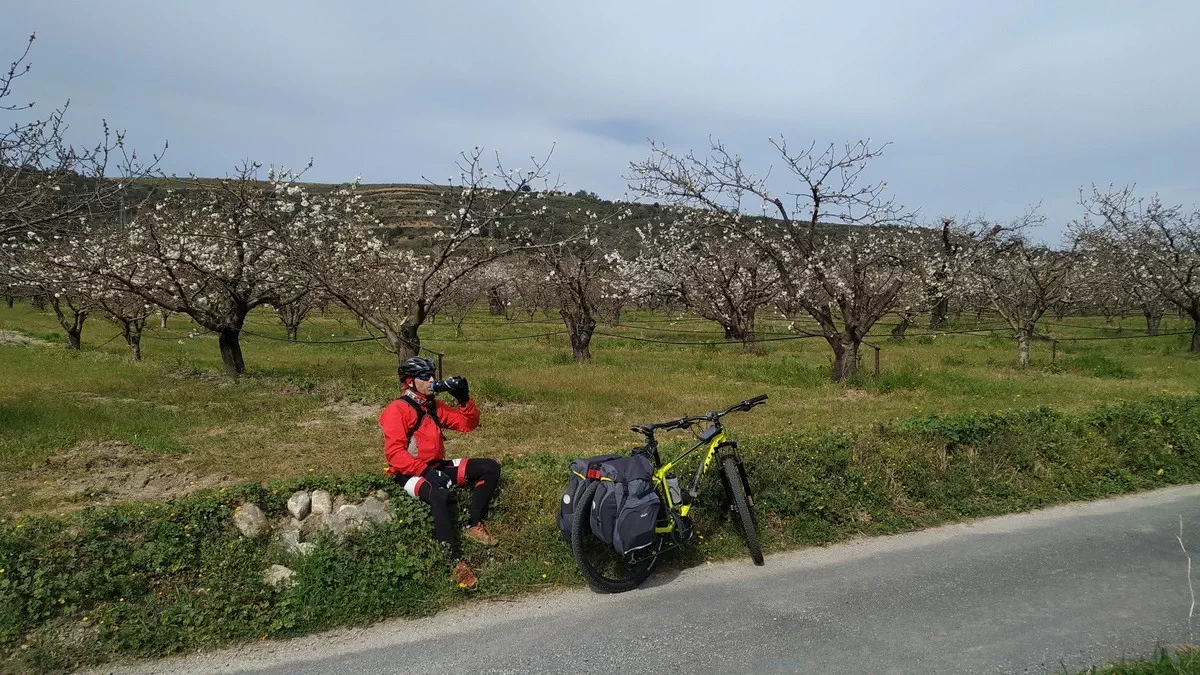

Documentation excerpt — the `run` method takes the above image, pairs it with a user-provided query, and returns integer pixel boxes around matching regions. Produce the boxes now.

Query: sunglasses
[414,373,435,381]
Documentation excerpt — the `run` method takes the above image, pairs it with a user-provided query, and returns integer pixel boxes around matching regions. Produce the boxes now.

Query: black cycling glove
[444,376,470,404]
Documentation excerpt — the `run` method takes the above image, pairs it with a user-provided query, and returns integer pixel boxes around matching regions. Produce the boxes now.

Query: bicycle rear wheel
[569,480,661,593]
[721,456,764,565]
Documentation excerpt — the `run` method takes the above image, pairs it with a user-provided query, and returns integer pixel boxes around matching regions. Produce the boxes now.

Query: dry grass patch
[0,329,49,346]
[15,440,230,514]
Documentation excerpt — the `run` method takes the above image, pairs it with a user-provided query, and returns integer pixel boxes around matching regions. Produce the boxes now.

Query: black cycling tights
[399,458,501,558]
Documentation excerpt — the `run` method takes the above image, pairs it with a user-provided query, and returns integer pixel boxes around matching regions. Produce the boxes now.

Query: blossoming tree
[1,34,162,241]
[632,214,779,350]
[82,164,316,375]
[286,147,574,371]
[965,211,1083,367]
[631,137,929,381]
[1076,185,1200,351]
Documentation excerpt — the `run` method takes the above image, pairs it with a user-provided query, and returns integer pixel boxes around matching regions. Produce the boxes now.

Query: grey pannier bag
[558,454,622,541]
[587,454,662,556]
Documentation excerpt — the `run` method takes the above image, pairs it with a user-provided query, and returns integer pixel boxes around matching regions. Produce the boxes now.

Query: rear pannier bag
[561,454,662,556]
[613,492,661,555]
[558,454,622,540]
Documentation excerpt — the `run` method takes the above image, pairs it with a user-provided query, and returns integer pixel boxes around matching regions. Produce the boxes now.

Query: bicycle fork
[715,441,753,505]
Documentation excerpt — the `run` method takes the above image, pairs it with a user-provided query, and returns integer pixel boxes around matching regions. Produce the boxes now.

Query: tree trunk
[4,296,12,309]
[285,324,299,341]
[1191,316,1200,353]
[829,335,860,382]
[218,328,246,376]
[123,324,143,361]
[158,310,170,329]
[741,313,759,354]
[1144,308,1163,336]
[1016,328,1031,368]
[890,314,914,342]
[51,298,87,351]
[928,296,949,330]
[395,322,421,360]
[561,310,596,361]
[31,295,46,311]
[488,289,505,316]
[569,326,594,360]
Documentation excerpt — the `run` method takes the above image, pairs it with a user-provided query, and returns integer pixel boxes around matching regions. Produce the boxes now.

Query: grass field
[2,300,1198,515]
[5,299,1200,670]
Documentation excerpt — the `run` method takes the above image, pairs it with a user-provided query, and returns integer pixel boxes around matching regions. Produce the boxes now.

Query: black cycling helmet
[399,356,438,380]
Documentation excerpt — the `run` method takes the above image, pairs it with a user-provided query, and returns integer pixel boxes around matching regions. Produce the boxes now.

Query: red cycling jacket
[379,392,480,476]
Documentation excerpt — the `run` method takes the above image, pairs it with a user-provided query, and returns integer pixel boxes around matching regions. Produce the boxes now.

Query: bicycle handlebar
[631,394,769,437]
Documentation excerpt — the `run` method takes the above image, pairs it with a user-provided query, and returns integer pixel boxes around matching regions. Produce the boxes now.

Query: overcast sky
[5,1,1197,241]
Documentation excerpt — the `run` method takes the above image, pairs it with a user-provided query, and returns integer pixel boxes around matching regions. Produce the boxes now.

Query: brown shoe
[463,523,498,546]
[452,561,477,589]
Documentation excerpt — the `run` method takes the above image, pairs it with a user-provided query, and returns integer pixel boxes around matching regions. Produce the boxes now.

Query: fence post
[864,342,881,378]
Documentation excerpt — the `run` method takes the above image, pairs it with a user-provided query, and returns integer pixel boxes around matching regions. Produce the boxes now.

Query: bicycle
[569,394,768,592]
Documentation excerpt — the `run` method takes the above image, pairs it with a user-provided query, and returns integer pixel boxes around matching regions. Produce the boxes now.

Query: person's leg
[399,473,460,558]
[456,458,501,526]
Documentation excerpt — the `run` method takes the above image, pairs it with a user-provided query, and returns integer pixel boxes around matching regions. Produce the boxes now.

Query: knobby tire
[570,480,659,593]
[722,456,764,565]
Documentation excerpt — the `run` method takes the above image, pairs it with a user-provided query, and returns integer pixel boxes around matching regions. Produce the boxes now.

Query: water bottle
[666,475,682,506]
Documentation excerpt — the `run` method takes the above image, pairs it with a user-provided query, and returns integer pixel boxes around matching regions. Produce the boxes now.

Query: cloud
[3,0,1197,242]
[567,117,663,146]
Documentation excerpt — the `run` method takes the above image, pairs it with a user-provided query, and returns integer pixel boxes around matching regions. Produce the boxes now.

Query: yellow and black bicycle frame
[652,425,743,535]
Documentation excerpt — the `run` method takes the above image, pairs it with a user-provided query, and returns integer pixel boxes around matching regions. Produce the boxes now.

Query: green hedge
[3,396,1200,671]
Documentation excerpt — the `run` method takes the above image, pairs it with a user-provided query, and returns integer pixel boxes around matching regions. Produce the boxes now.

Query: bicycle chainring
[671,513,695,545]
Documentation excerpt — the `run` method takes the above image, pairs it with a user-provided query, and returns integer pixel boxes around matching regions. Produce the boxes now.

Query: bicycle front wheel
[570,480,660,593]
[722,456,764,565]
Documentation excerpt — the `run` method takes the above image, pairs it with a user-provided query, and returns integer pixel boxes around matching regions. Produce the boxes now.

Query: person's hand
[445,376,469,404]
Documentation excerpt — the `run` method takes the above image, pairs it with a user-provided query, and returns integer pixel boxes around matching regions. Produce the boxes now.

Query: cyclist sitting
[380,356,501,589]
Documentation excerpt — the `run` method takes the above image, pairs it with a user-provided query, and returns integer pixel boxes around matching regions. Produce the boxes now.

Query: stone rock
[332,494,347,512]
[358,496,392,524]
[233,503,268,537]
[374,490,390,502]
[323,504,368,540]
[287,490,312,520]
[277,528,302,553]
[310,489,333,516]
[263,564,295,588]
[299,513,326,542]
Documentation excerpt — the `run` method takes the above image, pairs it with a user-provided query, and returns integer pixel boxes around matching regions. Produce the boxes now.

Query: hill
[119,177,905,253]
